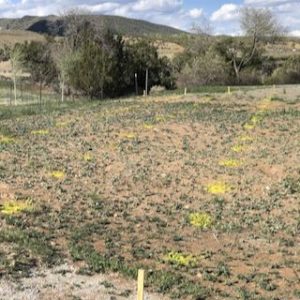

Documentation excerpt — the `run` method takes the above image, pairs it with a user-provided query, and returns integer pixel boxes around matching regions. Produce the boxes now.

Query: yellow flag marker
[137,269,144,300]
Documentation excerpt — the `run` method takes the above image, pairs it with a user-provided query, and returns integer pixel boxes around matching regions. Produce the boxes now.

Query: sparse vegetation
[0,87,299,298]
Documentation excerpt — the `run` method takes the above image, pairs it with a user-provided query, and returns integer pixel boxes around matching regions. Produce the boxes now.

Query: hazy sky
[2,0,300,36]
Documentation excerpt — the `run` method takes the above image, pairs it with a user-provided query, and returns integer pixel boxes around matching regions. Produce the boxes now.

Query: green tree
[66,23,127,99]
[177,50,229,88]
[216,8,283,83]
[9,45,24,105]
[128,40,175,93]
[21,41,57,103]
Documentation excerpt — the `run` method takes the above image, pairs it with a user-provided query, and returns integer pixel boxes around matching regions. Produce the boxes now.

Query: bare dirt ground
[1,264,168,300]
[0,86,300,299]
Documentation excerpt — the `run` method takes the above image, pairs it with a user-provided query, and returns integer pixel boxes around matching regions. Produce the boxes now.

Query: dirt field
[0,86,300,299]
[0,30,45,47]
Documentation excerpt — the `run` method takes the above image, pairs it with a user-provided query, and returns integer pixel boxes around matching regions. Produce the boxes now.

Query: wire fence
[0,79,63,106]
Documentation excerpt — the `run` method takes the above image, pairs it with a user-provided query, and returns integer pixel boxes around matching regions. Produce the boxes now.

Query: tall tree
[216,8,283,83]
[127,40,175,93]
[53,9,91,101]
[52,41,73,102]
[21,41,57,103]
[9,45,24,105]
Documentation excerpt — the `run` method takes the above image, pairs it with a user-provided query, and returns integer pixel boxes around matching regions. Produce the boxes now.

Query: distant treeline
[1,8,300,102]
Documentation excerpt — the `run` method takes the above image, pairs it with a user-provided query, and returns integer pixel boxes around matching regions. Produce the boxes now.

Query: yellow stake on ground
[228,86,231,95]
[137,269,145,300]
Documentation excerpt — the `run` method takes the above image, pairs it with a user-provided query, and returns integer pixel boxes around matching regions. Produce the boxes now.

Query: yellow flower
[31,130,49,135]
[239,135,253,142]
[165,251,198,267]
[243,123,255,130]
[257,98,271,110]
[219,159,242,168]
[83,153,93,162]
[0,199,33,215]
[206,181,231,194]
[143,124,154,130]
[155,115,166,122]
[189,212,213,229]
[231,144,246,153]
[56,121,70,128]
[0,135,15,144]
[51,171,65,179]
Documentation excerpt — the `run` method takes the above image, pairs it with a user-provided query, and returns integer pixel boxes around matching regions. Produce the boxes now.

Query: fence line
[0,79,69,106]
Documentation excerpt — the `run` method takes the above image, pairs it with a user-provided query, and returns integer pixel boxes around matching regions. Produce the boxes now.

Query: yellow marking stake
[137,269,144,300]
[121,133,136,139]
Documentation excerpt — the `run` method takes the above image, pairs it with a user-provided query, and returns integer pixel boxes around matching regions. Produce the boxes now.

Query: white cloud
[210,4,239,22]
[132,0,182,12]
[290,30,300,37]
[244,0,297,5]
[78,3,120,14]
[188,8,203,19]
[209,1,300,36]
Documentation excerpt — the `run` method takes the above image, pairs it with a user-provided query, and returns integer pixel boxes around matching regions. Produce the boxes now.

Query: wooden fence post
[145,69,148,97]
[135,73,138,96]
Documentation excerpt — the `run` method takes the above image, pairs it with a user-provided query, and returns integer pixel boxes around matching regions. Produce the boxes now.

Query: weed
[189,212,213,229]
[51,171,65,179]
[31,129,49,135]
[0,199,33,215]
[165,251,198,267]
[219,159,242,168]
[206,182,232,194]
[0,135,15,144]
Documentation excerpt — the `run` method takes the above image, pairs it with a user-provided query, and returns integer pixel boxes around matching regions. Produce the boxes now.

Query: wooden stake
[184,87,187,96]
[228,86,231,95]
[135,73,138,96]
[137,269,144,300]
[145,68,148,97]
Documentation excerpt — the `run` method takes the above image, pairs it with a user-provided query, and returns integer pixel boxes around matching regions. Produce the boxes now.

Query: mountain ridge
[0,15,187,37]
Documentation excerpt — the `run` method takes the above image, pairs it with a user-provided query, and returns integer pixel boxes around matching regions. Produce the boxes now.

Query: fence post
[145,68,148,97]
[135,73,138,96]
[9,82,12,106]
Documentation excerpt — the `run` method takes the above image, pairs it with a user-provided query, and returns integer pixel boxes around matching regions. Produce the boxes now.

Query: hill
[0,15,187,37]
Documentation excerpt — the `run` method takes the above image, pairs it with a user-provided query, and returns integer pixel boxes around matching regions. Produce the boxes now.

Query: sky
[1,0,300,36]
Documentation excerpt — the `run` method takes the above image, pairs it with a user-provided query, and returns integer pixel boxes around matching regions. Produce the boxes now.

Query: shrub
[176,50,229,88]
